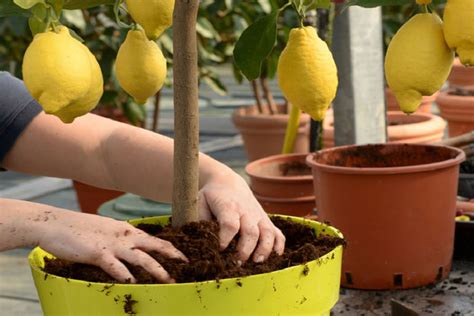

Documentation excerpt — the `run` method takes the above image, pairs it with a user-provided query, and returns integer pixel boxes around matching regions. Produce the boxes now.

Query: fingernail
[236,260,242,267]
[255,255,265,263]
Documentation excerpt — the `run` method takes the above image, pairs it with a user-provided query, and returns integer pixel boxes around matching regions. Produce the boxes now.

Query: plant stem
[152,90,161,132]
[282,104,301,154]
[172,0,200,227]
[260,78,277,115]
[422,4,429,13]
[251,80,265,114]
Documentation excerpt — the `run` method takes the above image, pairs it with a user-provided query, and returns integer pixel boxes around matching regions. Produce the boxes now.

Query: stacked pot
[246,153,315,217]
[322,110,446,148]
[232,105,310,161]
[437,58,474,137]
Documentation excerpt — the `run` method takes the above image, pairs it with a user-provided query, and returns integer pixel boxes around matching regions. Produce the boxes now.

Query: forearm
[0,198,54,251]
[97,123,236,202]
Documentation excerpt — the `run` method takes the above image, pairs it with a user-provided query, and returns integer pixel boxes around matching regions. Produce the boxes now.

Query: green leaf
[344,0,413,8]
[68,27,84,42]
[47,0,64,17]
[203,74,228,96]
[28,15,47,34]
[233,11,278,81]
[0,1,31,17]
[61,9,86,31]
[196,17,221,40]
[258,0,272,13]
[13,0,45,10]
[307,0,331,10]
[63,0,115,10]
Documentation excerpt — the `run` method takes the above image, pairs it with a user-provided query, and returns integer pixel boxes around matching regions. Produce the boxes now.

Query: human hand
[35,209,187,283]
[198,172,286,264]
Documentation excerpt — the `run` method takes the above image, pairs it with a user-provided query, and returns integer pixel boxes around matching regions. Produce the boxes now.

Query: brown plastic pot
[73,181,124,214]
[448,58,474,90]
[322,111,446,148]
[436,90,474,137]
[246,153,315,217]
[307,143,465,290]
[232,105,310,161]
[385,87,436,113]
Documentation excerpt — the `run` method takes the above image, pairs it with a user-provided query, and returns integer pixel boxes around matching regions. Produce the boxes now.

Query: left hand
[197,173,286,264]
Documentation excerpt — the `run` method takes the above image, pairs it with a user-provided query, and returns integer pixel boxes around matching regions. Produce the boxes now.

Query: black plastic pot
[454,221,474,261]
[458,159,474,199]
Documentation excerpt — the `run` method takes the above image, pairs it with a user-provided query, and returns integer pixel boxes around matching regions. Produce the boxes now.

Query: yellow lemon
[443,0,474,66]
[125,0,174,40]
[22,26,103,123]
[115,29,167,105]
[277,26,338,121]
[385,13,454,114]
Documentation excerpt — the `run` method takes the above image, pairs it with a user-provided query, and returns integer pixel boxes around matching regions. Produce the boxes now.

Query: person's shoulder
[0,72,35,109]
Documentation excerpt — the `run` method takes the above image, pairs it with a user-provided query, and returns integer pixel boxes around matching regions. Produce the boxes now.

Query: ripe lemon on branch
[22,26,103,124]
[115,28,167,105]
[277,26,338,121]
[125,0,174,40]
[385,13,454,114]
[443,0,474,66]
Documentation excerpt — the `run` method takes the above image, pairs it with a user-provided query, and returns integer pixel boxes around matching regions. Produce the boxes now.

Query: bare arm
[3,112,285,263]
[0,198,186,283]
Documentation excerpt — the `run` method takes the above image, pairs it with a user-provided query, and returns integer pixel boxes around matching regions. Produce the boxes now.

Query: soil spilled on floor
[43,217,345,284]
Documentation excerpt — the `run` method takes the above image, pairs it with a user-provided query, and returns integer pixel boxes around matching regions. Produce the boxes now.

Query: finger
[215,210,240,250]
[98,255,136,284]
[273,226,286,256]
[252,221,276,263]
[134,234,188,262]
[119,248,175,284]
[236,215,260,262]
[197,191,213,221]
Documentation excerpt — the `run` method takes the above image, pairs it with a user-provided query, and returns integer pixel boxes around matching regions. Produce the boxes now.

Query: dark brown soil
[314,144,459,168]
[449,88,474,97]
[43,217,345,284]
[279,161,312,176]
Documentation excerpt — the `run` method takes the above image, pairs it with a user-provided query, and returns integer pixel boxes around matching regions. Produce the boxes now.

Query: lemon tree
[234,0,338,154]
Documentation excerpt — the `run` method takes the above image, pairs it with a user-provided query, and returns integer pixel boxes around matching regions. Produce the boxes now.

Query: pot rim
[306,143,465,175]
[254,193,315,203]
[437,89,474,101]
[246,153,313,182]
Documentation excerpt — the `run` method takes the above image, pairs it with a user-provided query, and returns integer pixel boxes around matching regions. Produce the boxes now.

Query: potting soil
[43,217,345,284]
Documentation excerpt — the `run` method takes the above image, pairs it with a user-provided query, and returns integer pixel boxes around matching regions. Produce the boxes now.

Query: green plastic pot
[29,216,343,315]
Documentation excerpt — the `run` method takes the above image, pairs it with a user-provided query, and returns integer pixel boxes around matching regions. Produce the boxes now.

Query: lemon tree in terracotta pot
[2,0,346,314]
[234,0,337,217]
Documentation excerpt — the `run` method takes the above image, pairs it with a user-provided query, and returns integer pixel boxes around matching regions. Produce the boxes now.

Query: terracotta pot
[246,153,315,217]
[385,87,436,113]
[322,111,446,148]
[73,181,124,214]
[307,143,465,290]
[436,90,474,137]
[448,58,474,90]
[232,105,310,161]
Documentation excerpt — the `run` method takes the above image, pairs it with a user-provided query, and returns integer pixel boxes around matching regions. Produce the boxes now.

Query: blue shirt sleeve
[0,71,42,164]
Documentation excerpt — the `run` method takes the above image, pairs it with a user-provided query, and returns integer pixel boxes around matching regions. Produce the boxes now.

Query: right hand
[36,209,187,283]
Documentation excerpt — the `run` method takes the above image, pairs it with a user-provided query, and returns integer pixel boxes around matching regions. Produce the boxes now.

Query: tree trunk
[251,80,265,114]
[172,0,200,227]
